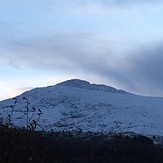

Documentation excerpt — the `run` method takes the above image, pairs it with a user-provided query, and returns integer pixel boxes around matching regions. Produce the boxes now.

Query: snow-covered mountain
[0,79,163,137]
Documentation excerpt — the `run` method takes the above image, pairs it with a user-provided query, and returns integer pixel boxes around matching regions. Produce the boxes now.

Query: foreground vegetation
[0,97,163,162]
[0,124,163,163]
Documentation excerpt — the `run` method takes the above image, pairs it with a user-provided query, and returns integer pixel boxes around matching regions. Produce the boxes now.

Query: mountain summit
[0,79,163,137]
[56,79,127,93]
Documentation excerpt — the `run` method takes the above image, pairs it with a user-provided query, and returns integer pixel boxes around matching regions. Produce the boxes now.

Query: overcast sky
[1,0,163,100]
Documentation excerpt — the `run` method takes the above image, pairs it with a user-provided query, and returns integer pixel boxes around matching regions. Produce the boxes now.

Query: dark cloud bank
[1,35,163,97]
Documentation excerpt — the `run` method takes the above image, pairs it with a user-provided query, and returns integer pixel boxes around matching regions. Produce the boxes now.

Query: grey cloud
[2,34,163,97]
[125,46,163,94]
[1,33,102,70]
[1,33,119,82]
[94,44,163,96]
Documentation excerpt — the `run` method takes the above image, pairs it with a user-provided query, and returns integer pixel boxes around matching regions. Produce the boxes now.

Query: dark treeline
[0,125,163,163]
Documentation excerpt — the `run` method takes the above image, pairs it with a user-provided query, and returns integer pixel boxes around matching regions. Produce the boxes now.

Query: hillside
[0,79,163,137]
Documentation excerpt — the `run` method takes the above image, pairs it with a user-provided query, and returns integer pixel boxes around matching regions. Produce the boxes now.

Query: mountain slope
[0,79,163,136]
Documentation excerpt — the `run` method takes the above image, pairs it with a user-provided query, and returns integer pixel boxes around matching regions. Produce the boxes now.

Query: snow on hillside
[0,79,163,136]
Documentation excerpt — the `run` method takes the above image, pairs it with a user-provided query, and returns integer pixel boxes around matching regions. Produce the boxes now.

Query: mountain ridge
[55,79,127,94]
[0,79,163,137]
